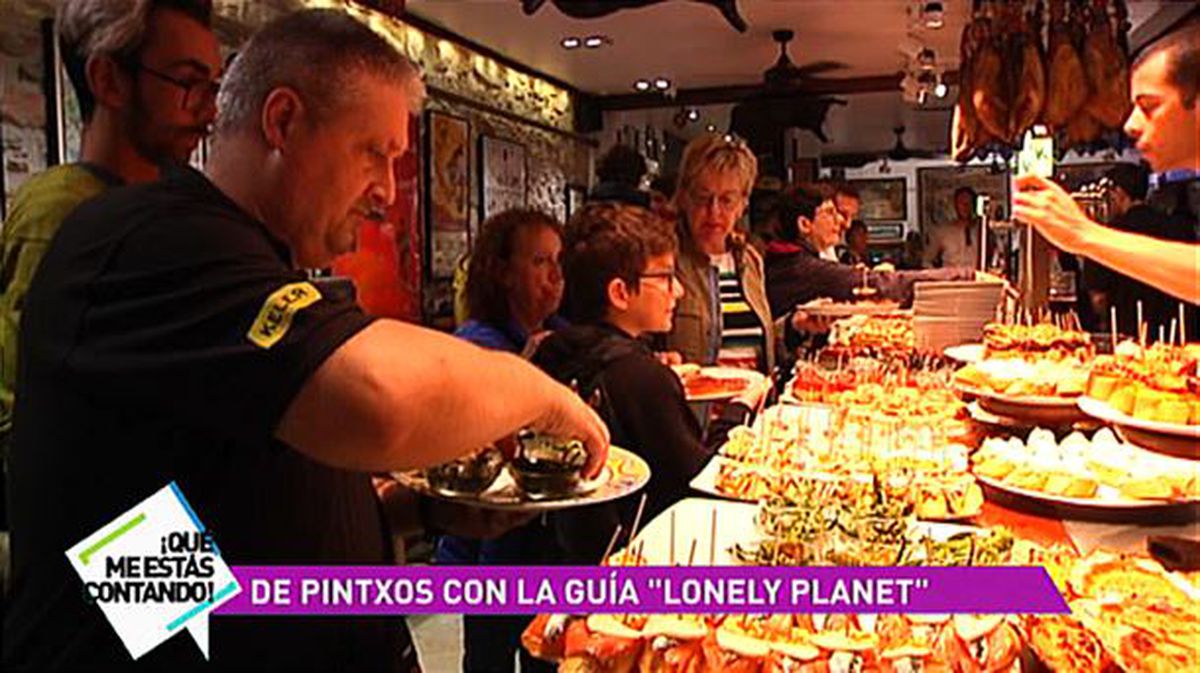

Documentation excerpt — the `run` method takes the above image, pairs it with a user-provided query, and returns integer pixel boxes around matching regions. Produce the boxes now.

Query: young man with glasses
[531,202,766,562]
[0,0,220,463]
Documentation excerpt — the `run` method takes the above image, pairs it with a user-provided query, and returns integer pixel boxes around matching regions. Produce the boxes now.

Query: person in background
[588,143,650,209]
[532,202,765,561]
[764,184,977,316]
[840,220,871,266]
[664,133,813,374]
[831,182,862,261]
[0,0,221,488]
[4,11,607,671]
[1014,20,1199,306]
[1082,163,1192,335]
[436,208,565,673]
[925,186,980,268]
[899,231,926,270]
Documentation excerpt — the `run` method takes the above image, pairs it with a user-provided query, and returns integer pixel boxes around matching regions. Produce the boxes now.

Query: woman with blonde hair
[665,133,810,373]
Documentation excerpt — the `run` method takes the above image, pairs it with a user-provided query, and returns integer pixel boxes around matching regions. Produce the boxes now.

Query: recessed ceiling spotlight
[922,2,945,29]
[654,77,671,90]
[706,124,717,133]
[561,36,581,49]
[686,109,700,121]
[634,79,651,92]
[934,81,948,98]
[583,35,607,48]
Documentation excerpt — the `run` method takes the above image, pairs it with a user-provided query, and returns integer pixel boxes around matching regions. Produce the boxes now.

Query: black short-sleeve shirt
[3,166,408,671]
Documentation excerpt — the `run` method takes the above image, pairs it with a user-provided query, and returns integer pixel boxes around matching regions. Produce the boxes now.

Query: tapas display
[672,364,764,402]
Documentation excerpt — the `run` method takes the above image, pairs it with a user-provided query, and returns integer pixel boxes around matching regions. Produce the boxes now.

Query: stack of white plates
[913,281,1004,353]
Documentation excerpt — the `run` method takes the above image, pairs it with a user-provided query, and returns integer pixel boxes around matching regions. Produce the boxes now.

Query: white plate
[954,383,1080,408]
[797,300,903,318]
[681,366,765,402]
[393,446,650,512]
[689,455,758,502]
[944,343,984,363]
[1077,396,1200,439]
[973,472,1199,511]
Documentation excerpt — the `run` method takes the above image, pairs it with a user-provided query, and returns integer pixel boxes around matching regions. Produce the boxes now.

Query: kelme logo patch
[247,282,322,349]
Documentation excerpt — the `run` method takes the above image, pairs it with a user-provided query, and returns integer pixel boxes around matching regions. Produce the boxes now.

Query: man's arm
[277,320,609,475]
[1014,175,1200,304]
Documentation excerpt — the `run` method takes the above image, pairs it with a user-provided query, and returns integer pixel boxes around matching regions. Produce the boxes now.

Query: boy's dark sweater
[531,322,748,562]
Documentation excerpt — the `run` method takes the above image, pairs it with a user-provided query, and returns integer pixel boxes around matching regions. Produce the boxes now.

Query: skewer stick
[1180,304,1188,345]
[1159,324,1165,345]
[669,510,676,566]
[1169,319,1177,348]
[709,507,718,566]
[601,524,623,565]
[687,538,697,566]
[1110,305,1118,351]
[1137,301,1145,349]
[628,493,648,549]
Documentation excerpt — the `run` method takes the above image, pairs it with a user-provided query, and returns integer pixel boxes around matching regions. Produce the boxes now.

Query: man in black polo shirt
[3,9,608,672]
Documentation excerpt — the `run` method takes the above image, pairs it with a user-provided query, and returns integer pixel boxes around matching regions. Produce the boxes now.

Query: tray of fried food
[954,358,1090,403]
[982,322,1096,362]
[826,314,916,359]
[1066,551,1200,673]
[1082,341,1200,427]
[973,427,1200,507]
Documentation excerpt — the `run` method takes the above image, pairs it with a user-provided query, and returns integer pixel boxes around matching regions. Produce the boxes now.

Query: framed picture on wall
[479,135,527,222]
[849,177,907,222]
[917,165,1010,232]
[425,110,471,280]
[564,183,586,222]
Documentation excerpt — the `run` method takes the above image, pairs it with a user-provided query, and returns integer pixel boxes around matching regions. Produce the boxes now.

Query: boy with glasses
[531,202,765,562]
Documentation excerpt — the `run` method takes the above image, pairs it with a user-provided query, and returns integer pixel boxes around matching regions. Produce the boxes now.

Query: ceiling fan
[760,29,848,91]
[886,125,940,161]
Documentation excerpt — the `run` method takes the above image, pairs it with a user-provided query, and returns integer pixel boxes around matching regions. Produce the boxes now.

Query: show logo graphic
[66,482,241,660]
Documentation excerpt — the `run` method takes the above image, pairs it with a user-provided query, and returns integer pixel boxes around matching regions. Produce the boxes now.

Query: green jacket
[1,164,118,438]
[665,223,782,374]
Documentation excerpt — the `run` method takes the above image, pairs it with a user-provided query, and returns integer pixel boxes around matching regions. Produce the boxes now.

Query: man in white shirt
[925,186,979,269]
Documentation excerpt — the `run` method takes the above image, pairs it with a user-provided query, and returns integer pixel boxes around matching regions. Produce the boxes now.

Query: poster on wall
[479,134,527,223]
[849,177,907,222]
[425,110,470,280]
[917,165,1010,232]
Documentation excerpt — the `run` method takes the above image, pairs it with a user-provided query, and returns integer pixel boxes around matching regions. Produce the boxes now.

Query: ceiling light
[686,109,700,121]
[583,35,606,48]
[654,77,671,90]
[922,2,945,29]
[634,79,651,91]
[706,124,717,133]
[561,36,580,49]
[934,81,948,98]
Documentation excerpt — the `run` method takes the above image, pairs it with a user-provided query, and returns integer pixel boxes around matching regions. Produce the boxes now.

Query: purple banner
[215,566,1067,616]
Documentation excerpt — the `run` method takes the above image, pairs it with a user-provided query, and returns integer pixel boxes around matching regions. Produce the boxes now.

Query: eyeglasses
[639,270,679,289]
[816,201,850,223]
[688,189,745,212]
[134,62,221,111]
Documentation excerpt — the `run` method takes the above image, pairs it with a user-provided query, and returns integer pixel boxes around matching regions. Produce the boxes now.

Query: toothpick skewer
[669,510,676,566]
[627,493,648,549]
[687,538,697,566]
[601,524,623,565]
[1110,305,1118,351]
[709,507,718,566]
[1137,301,1146,350]
[1170,319,1177,348]
[1159,324,1165,345]
[1180,304,1188,345]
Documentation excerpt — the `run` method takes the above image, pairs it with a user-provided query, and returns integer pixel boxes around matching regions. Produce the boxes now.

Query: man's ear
[606,276,632,313]
[261,87,304,152]
[86,54,131,112]
[796,215,813,235]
